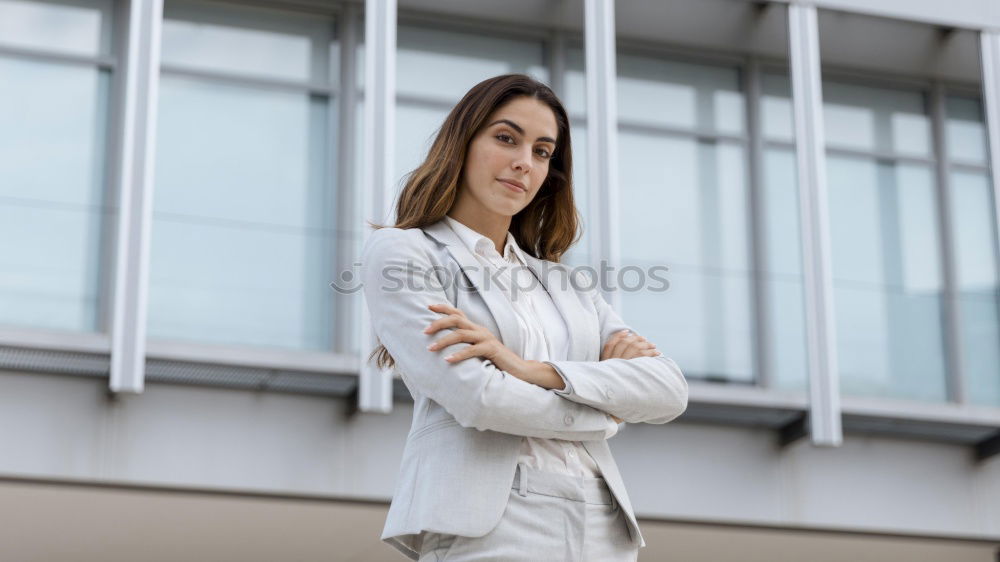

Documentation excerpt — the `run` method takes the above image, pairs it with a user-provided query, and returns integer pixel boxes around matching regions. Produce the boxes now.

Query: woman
[361,74,688,561]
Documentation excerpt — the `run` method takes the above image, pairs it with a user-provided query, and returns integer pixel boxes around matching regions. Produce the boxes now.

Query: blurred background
[1,0,1000,560]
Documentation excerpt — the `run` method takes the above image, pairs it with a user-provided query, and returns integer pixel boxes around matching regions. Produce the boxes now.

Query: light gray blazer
[361,219,689,560]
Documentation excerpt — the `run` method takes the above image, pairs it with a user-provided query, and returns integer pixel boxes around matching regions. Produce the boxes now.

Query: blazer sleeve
[361,228,619,441]
[542,279,689,425]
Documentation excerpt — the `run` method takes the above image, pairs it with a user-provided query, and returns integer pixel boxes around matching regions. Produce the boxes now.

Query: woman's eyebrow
[488,119,557,144]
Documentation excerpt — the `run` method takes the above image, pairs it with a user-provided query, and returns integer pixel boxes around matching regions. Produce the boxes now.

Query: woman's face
[457,96,559,219]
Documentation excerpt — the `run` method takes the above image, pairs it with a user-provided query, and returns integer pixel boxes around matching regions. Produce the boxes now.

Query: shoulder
[365,226,424,243]
[362,227,430,256]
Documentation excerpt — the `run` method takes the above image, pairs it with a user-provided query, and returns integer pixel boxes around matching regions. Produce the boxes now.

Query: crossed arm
[361,228,688,441]
[543,284,689,425]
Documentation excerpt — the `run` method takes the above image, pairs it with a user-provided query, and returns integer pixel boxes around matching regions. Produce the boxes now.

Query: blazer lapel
[422,219,598,363]
[422,220,524,354]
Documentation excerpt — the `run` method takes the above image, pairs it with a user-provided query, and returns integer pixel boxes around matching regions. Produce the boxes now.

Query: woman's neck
[446,207,511,255]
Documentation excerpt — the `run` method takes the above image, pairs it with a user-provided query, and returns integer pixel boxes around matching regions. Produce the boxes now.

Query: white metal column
[981,31,1000,296]
[358,0,397,413]
[109,0,163,394]
[334,5,360,355]
[787,3,842,446]
[584,0,621,310]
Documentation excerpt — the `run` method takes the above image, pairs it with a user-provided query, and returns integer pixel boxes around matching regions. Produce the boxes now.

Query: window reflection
[563,50,589,267]
[396,25,548,103]
[761,73,794,142]
[617,54,744,135]
[619,132,754,382]
[827,155,947,401]
[161,20,313,82]
[394,104,448,193]
[0,0,109,56]
[161,1,330,83]
[150,6,337,351]
[949,171,1000,406]
[823,81,931,157]
[946,96,988,165]
[762,148,808,390]
[0,54,110,332]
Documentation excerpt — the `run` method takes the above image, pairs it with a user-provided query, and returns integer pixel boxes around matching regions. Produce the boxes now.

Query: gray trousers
[417,462,640,561]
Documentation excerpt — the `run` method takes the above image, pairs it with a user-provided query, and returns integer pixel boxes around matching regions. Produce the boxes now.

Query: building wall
[1,0,1000,558]
[2,368,998,542]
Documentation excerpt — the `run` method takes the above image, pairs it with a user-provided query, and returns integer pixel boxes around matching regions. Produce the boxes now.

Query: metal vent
[0,346,109,377]
[144,359,269,389]
[145,358,359,397]
[266,371,358,396]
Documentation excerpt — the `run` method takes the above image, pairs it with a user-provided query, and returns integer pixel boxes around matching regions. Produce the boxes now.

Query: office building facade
[1,0,999,559]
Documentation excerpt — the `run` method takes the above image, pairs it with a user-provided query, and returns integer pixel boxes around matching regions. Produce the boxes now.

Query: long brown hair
[367,73,580,372]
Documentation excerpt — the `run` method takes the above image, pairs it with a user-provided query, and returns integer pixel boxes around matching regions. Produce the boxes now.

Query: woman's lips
[498,179,526,193]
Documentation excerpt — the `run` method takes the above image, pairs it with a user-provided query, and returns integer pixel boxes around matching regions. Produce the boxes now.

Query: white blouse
[442,215,614,478]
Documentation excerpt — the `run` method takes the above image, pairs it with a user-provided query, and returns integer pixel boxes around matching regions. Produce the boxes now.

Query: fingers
[427,328,479,351]
[601,329,631,360]
[609,332,642,359]
[443,341,496,363]
[423,314,473,335]
[423,304,474,335]
[621,339,657,359]
[424,304,497,363]
[427,303,466,317]
[603,329,659,360]
[625,346,660,359]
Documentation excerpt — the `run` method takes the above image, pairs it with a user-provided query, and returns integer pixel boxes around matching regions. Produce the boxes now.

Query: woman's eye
[496,133,514,143]
[535,148,552,159]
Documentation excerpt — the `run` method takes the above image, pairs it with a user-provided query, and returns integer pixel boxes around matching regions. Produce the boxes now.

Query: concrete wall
[2,368,998,544]
[1,478,996,561]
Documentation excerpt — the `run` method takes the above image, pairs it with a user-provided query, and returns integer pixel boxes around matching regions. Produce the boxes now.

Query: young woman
[361,74,688,561]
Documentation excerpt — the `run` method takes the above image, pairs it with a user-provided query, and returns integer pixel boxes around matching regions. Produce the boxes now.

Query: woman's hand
[600,330,658,424]
[601,329,662,361]
[424,303,530,378]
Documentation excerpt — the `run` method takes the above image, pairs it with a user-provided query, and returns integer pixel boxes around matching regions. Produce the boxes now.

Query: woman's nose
[512,149,532,173]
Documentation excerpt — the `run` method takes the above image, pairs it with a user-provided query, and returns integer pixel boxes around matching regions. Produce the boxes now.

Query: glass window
[161,1,333,84]
[945,95,988,165]
[149,4,337,351]
[944,91,1000,407]
[396,25,547,104]
[823,81,931,157]
[0,3,113,333]
[826,155,947,401]
[761,73,794,142]
[820,79,949,402]
[614,55,753,383]
[563,47,586,118]
[762,148,809,390]
[619,132,753,381]
[394,104,449,192]
[758,73,809,390]
[617,53,744,135]
[562,48,589,268]
[0,0,112,56]
[950,171,1000,407]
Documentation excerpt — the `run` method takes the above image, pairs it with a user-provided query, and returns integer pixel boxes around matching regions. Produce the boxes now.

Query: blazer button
[605,387,615,399]
[564,414,574,426]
